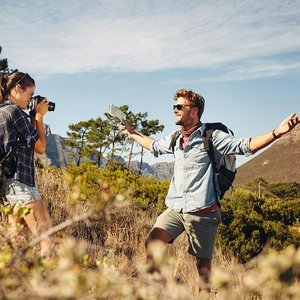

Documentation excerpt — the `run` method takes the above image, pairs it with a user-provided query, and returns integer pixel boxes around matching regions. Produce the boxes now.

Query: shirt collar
[4,99,14,105]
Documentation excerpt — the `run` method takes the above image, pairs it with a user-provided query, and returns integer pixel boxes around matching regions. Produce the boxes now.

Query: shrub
[218,189,300,263]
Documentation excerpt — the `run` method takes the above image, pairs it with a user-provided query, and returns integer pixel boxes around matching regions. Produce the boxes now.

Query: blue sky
[1,0,300,166]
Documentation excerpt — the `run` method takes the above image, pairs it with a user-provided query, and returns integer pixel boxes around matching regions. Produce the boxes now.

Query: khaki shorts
[6,179,42,206]
[153,207,221,259]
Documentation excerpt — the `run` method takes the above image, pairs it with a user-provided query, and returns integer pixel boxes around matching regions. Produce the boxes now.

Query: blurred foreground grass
[0,164,299,299]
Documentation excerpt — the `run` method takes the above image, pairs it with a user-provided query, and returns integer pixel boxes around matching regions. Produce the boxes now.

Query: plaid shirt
[0,100,39,187]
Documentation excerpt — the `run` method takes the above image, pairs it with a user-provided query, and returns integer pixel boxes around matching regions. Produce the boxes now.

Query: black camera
[30,95,55,111]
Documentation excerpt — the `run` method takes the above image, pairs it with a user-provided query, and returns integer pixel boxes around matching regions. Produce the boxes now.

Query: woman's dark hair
[174,89,205,119]
[0,72,35,103]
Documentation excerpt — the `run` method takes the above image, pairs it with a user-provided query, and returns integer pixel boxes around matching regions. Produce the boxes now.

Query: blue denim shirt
[150,124,253,213]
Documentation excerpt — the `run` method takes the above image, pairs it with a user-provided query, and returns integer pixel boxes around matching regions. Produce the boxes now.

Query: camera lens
[48,102,55,111]
[31,95,55,112]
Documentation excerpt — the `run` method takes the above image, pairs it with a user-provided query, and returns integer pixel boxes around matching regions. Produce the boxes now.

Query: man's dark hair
[173,89,205,119]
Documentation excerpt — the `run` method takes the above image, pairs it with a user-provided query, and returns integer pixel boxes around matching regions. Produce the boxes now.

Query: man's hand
[119,120,134,136]
[118,120,154,150]
[274,113,300,137]
[250,112,299,152]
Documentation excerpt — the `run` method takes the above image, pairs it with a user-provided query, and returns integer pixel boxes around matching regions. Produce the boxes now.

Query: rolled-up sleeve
[212,130,254,156]
[150,131,179,157]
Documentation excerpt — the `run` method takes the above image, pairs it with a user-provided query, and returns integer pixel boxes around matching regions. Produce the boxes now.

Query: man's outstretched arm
[250,113,299,152]
[121,121,154,151]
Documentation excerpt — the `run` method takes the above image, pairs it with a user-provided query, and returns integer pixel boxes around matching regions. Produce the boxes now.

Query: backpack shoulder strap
[169,130,181,153]
[203,123,218,170]
[203,123,221,204]
[203,121,234,159]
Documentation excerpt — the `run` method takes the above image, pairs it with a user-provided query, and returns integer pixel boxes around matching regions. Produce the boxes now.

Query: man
[121,89,299,288]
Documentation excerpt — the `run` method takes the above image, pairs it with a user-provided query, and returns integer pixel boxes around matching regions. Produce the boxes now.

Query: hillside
[234,125,300,186]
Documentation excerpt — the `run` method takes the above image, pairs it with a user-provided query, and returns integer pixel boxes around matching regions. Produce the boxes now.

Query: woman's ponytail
[0,75,8,103]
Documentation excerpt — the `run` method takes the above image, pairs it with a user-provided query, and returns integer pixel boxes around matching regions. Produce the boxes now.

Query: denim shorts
[153,207,221,259]
[5,179,42,206]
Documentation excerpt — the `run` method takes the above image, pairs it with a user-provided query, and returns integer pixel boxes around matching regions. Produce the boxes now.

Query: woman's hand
[35,98,49,116]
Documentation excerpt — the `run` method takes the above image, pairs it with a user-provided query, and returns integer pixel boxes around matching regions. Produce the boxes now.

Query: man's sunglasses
[173,104,195,110]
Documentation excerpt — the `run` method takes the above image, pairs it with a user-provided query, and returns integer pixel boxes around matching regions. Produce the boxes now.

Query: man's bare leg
[145,227,172,272]
[196,257,212,292]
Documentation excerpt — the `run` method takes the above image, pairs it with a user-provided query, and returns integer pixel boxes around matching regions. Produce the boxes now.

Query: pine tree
[85,117,110,167]
[0,46,17,75]
[65,120,94,166]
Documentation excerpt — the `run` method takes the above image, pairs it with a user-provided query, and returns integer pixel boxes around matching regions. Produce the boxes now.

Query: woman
[0,71,53,257]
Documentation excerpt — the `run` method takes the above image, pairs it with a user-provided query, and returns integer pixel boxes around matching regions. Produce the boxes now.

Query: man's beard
[175,115,184,126]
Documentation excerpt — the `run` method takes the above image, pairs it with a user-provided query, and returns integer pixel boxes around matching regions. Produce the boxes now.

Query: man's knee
[145,227,173,248]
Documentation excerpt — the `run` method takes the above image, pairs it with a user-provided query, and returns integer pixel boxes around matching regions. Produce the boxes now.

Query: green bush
[245,177,300,199]
[65,161,168,212]
[218,188,300,263]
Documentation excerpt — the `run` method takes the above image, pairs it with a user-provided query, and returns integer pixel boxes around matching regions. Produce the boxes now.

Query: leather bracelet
[272,129,280,139]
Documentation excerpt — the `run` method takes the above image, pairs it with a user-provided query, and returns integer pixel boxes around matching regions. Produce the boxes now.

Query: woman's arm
[33,99,48,154]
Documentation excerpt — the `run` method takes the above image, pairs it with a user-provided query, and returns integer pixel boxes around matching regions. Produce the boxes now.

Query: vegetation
[1,164,299,299]
[1,46,299,298]
[65,105,164,173]
[0,46,9,75]
[0,46,17,75]
[218,188,299,263]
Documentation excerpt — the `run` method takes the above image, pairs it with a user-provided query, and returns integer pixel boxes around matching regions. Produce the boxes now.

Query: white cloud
[1,0,300,81]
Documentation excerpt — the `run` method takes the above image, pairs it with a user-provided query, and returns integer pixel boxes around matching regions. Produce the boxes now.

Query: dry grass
[0,168,299,299]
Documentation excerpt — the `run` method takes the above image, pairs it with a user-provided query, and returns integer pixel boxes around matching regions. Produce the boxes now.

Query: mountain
[234,125,300,186]
[37,125,300,185]
[129,161,174,180]
[35,125,66,167]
